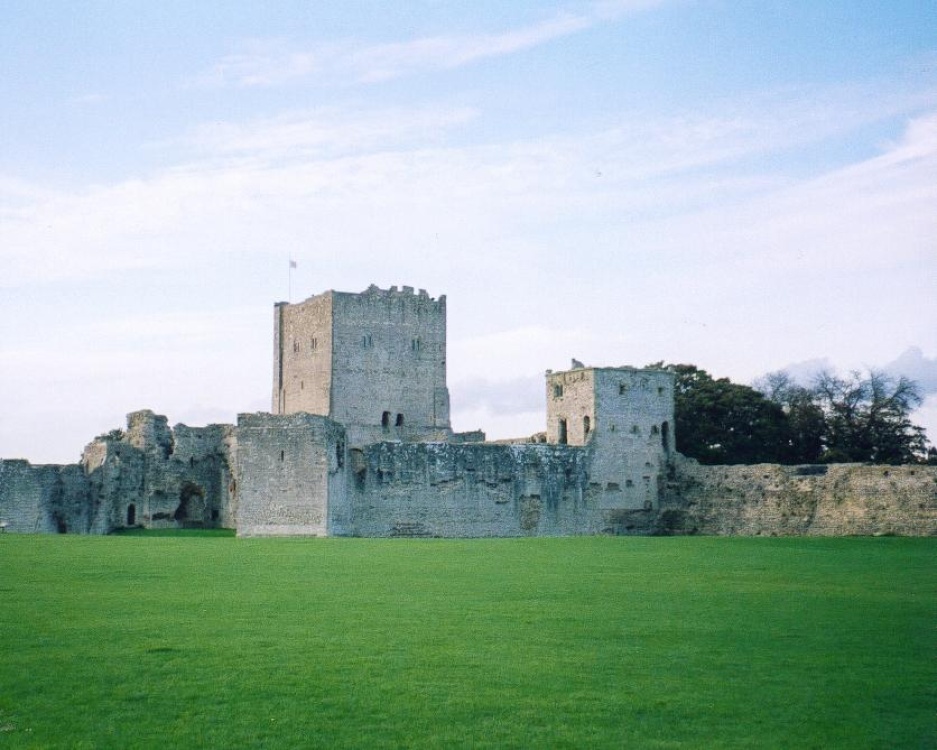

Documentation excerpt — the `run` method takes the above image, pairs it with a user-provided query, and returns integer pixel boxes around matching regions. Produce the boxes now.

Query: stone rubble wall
[659,458,937,536]
[0,411,236,535]
[3,418,935,538]
[0,460,62,533]
[333,441,656,537]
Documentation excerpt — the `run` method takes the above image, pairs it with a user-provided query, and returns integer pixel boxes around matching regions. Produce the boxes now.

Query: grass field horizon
[1,535,933,748]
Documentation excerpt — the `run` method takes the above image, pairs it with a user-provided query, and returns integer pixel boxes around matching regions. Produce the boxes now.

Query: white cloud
[192,2,669,89]
[349,13,592,83]
[883,347,937,395]
[4,90,935,297]
[193,37,325,88]
[185,104,478,159]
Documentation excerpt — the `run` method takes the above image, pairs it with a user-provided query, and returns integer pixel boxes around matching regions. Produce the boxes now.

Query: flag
[289,259,297,269]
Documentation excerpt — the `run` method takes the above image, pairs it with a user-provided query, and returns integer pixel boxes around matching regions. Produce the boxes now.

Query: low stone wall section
[660,460,937,536]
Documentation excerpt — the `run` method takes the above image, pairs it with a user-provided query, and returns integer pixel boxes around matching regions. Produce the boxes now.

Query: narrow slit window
[382,411,391,428]
[395,413,404,427]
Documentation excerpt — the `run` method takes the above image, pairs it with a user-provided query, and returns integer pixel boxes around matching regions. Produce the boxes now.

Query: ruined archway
[174,482,207,527]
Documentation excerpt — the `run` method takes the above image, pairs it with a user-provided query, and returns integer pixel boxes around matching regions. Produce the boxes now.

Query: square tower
[273,285,451,446]
[546,365,675,509]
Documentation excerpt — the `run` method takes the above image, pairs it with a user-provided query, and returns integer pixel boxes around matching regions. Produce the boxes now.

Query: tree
[661,364,790,464]
[812,369,928,464]
[753,371,825,463]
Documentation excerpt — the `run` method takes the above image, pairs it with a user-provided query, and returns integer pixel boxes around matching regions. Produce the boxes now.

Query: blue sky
[2,1,936,463]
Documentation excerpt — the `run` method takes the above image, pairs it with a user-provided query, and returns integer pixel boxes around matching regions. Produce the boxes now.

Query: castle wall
[273,294,334,417]
[547,367,675,510]
[81,438,147,533]
[274,285,450,446]
[330,286,450,446]
[331,441,656,537]
[0,460,60,533]
[659,459,937,536]
[236,412,346,537]
[79,412,237,533]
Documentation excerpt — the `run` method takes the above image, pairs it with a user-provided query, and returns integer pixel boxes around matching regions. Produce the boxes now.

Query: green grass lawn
[0,535,933,749]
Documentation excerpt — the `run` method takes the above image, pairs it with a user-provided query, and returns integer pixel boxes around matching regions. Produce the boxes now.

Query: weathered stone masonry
[0,410,236,534]
[1,285,935,537]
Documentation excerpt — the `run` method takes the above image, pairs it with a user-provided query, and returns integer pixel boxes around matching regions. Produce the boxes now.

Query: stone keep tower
[273,285,451,447]
[546,365,675,510]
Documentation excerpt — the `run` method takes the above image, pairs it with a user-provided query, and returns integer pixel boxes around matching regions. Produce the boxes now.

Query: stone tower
[272,285,451,447]
[546,364,675,510]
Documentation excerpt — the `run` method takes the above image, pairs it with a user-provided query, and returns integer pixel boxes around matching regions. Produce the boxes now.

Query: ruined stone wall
[659,459,937,536]
[0,460,61,533]
[172,423,238,529]
[236,412,346,537]
[332,441,656,537]
[0,411,236,535]
[0,460,95,534]
[81,438,147,533]
[81,411,237,533]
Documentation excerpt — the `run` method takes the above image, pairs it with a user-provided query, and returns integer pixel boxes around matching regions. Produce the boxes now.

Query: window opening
[661,421,670,453]
[127,504,136,526]
[583,415,591,437]
[553,384,564,398]
[395,413,404,427]
[382,411,391,429]
[362,333,373,348]
[619,383,627,395]
[558,418,568,445]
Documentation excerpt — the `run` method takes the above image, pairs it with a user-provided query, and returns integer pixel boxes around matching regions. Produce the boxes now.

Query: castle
[1,285,935,537]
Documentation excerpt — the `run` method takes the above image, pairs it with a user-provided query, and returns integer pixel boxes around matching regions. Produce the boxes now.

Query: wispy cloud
[193,37,325,88]
[349,13,592,83]
[4,85,936,292]
[193,1,667,88]
[185,104,478,159]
